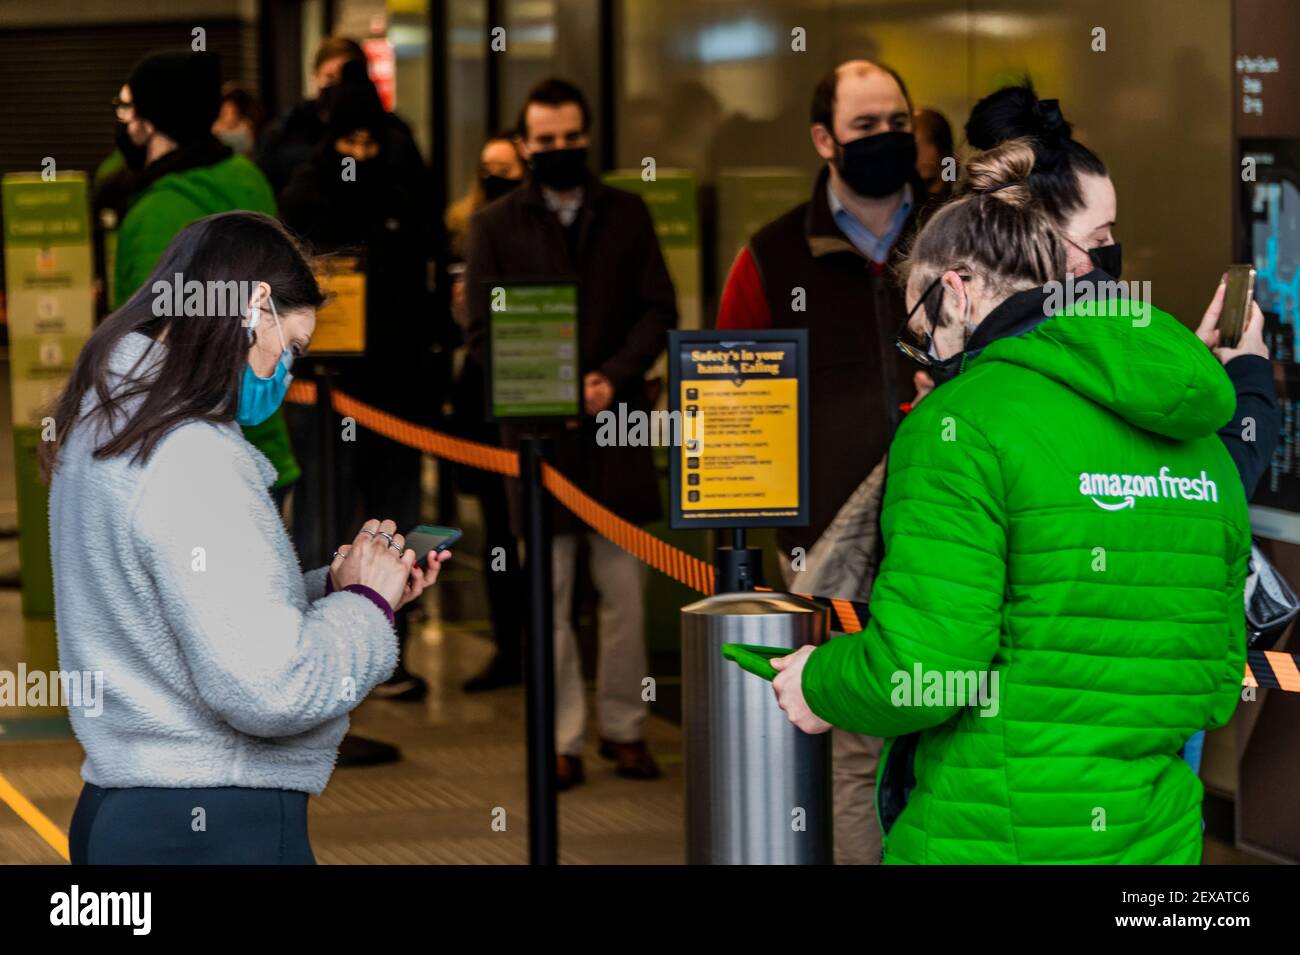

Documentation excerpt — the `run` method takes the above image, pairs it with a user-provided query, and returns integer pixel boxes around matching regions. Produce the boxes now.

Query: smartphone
[403,525,462,564]
[720,643,797,682]
[1218,265,1256,349]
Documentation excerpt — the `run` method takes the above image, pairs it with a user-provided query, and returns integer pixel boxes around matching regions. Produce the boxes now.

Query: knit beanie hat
[126,50,223,146]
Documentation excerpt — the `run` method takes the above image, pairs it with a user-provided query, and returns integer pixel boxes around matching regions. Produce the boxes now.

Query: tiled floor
[0,571,687,865]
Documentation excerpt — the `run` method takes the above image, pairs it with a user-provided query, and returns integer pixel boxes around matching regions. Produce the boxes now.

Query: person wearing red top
[716,59,936,865]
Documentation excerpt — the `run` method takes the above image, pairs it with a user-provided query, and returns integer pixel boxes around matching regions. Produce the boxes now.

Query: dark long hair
[965,81,1107,224]
[40,211,324,480]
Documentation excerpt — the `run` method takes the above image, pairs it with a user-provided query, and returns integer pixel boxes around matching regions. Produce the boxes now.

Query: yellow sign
[670,331,808,528]
[310,257,366,355]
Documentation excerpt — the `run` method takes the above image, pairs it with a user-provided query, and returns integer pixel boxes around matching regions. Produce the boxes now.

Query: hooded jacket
[801,289,1250,864]
[112,137,297,489]
[49,332,398,794]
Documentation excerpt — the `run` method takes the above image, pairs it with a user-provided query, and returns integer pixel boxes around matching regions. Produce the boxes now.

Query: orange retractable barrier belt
[287,380,518,477]
[286,382,1299,692]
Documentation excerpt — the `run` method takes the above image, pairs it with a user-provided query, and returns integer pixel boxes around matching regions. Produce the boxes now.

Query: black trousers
[69,783,315,865]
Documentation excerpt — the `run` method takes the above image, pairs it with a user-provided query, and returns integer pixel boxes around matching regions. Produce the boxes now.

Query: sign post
[671,328,824,862]
[484,280,579,865]
[517,432,555,865]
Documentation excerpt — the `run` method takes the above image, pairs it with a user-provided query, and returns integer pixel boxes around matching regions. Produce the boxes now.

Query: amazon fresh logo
[1079,467,1220,511]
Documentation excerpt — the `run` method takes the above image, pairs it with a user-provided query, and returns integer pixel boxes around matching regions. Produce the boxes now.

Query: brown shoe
[598,738,661,780]
[556,754,585,791]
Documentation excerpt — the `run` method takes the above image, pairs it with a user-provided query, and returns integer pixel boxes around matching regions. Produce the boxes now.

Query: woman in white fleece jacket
[44,211,449,864]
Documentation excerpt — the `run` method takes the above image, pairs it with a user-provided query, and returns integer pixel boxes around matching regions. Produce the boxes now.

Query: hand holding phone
[403,525,462,565]
[393,525,458,612]
[1217,265,1256,349]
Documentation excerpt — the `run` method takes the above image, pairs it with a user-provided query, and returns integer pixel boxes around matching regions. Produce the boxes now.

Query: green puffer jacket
[802,294,1249,864]
[113,148,298,488]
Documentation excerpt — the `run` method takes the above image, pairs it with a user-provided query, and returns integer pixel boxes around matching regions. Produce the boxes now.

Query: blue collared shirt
[827,181,914,264]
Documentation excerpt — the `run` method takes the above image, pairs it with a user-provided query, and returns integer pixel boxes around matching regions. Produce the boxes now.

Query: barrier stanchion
[681,591,831,863]
[715,527,764,594]
[519,434,557,865]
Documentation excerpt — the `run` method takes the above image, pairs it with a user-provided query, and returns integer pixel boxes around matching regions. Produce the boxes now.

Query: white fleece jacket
[49,331,397,794]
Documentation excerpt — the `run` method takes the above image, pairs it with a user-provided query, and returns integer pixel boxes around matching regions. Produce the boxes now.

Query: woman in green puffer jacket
[772,141,1249,864]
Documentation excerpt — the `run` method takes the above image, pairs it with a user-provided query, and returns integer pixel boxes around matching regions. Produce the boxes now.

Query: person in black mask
[966,85,1121,281]
[716,59,935,866]
[279,81,437,706]
[446,132,526,258]
[112,88,151,173]
[91,89,147,319]
[464,78,678,789]
[964,84,1276,500]
[956,86,1277,796]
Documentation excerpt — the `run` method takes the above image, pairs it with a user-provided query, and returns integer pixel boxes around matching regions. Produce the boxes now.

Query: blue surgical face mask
[236,297,294,427]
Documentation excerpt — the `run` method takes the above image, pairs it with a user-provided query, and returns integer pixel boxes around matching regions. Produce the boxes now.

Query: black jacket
[465,175,678,533]
[279,142,434,415]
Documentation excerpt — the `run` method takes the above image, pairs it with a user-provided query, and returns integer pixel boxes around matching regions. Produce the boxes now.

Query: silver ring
[388,541,403,553]
[378,531,396,545]
[331,550,341,561]
[361,529,377,539]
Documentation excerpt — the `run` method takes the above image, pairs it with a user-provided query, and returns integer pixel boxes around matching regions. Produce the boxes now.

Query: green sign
[3,173,94,429]
[488,282,579,418]
[2,173,90,246]
[2,172,93,723]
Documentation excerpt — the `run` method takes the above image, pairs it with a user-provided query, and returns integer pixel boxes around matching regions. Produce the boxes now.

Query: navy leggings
[69,783,315,865]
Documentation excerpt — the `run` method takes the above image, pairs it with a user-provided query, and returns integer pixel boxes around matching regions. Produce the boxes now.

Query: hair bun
[965,83,1073,151]
[1032,97,1070,142]
[962,138,1038,206]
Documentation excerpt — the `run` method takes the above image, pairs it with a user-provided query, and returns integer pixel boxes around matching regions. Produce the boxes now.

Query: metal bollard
[682,591,831,864]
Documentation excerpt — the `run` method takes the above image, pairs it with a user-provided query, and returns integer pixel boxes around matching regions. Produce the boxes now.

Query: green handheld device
[720,643,798,682]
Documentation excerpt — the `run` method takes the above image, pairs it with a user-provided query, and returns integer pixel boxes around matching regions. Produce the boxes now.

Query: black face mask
[530,146,589,191]
[115,123,148,173]
[836,131,917,199]
[481,174,522,202]
[1088,242,1122,279]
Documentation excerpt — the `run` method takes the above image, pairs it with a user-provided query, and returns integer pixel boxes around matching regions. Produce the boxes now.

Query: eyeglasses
[895,272,969,367]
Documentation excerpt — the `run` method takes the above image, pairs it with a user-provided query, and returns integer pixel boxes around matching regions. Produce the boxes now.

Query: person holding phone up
[44,212,449,864]
[963,84,1278,497]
